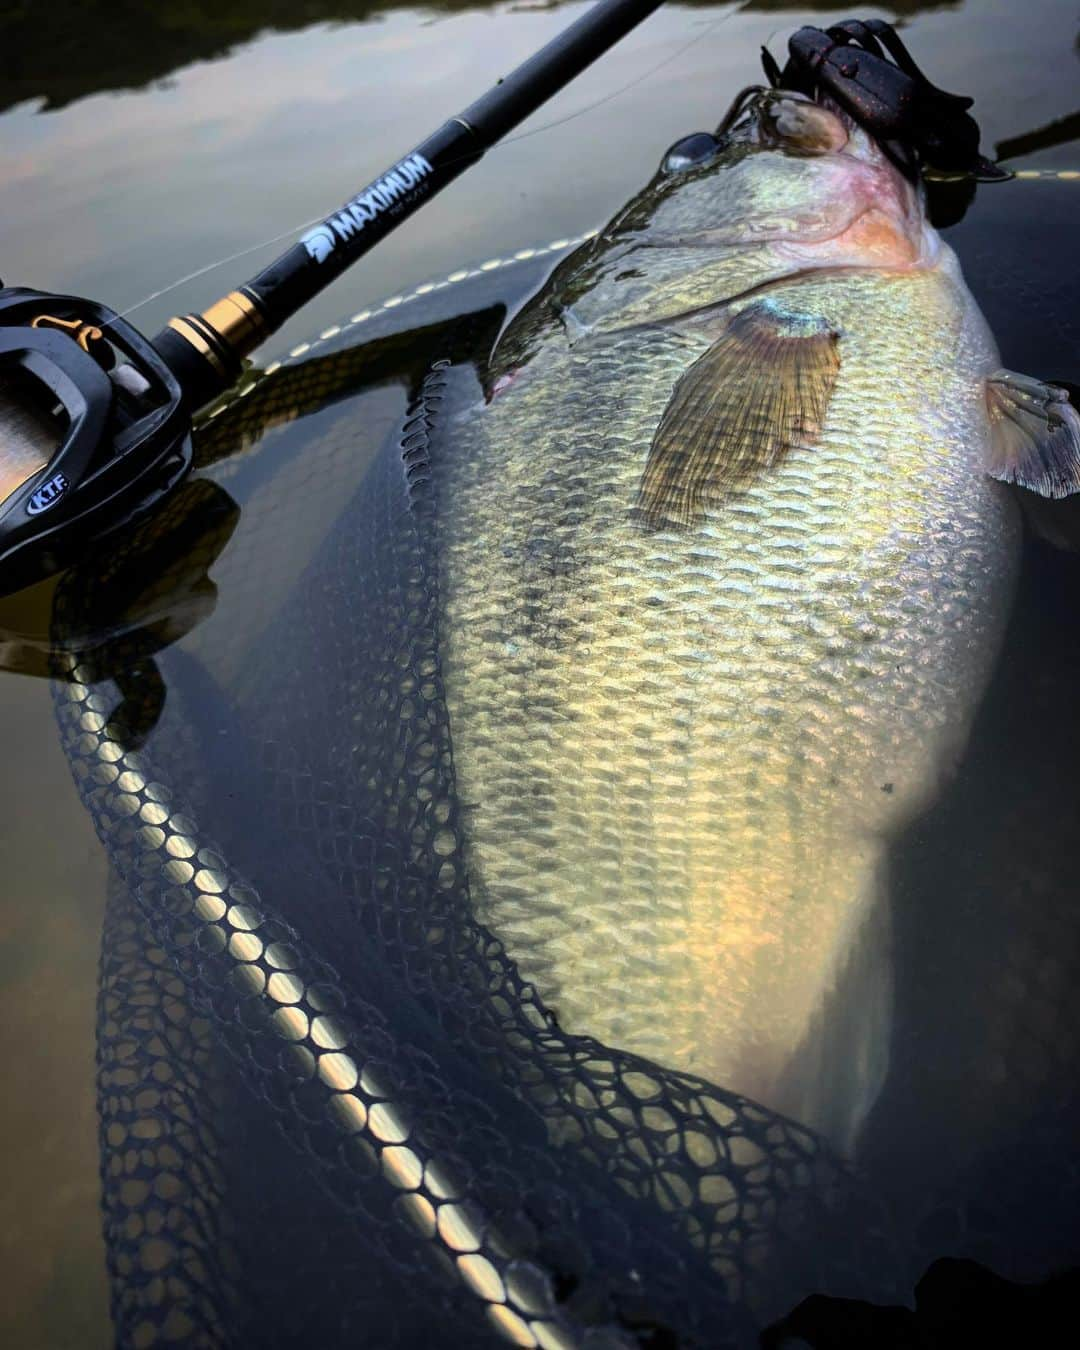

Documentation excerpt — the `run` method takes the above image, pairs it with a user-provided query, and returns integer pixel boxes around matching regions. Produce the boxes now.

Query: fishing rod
[0,0,665,594]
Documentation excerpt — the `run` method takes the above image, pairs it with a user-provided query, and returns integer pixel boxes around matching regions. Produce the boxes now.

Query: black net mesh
[47,211,1080,1347]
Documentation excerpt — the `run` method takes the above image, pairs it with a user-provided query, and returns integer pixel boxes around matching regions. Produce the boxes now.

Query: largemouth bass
[436,90,1080,1151]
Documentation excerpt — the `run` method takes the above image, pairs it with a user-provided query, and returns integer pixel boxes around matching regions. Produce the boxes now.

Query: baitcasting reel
[0,287,191,592]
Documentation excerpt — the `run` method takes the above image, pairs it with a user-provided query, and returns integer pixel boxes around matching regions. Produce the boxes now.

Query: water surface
[0,1,1078,1345]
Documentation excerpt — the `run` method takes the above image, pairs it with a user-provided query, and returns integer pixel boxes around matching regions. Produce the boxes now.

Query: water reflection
[2,0,959,113]
[997,108,1080,162]
[0,479,237,683]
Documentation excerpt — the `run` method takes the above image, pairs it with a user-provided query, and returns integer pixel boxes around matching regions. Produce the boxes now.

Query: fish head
[501,88,938,353]
[637,87,927,268]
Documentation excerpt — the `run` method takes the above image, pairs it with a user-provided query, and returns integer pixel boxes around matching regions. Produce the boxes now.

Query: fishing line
[110,217,330,324]
[500,5,737,144]
[112,5,738,323]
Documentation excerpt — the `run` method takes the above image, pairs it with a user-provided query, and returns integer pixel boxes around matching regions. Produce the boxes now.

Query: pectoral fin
[985,370,1080,499]
[635,299,840,531]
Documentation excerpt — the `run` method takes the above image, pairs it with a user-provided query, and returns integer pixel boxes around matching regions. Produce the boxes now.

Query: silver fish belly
[436,182,1019,1156]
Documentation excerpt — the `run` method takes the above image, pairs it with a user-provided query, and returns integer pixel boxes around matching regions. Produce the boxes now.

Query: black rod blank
[154,0,665,405]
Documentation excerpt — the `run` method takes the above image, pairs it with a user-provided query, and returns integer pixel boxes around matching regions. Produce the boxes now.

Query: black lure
[762,18,1009,183]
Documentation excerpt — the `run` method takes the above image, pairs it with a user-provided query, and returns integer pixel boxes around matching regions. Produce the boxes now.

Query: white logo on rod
[299,226,336,263]
[301,152,434,263]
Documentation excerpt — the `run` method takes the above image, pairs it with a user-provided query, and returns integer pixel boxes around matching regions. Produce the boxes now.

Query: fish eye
[661,132,720,174]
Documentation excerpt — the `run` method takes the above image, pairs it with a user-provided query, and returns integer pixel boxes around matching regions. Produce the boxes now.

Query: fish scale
[438,249,1019,1152]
